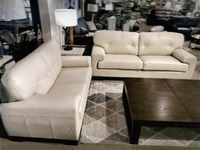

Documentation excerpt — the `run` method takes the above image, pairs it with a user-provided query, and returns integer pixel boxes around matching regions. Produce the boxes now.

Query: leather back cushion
[1,40,61,102]
[139,32,184,55]
[73,18,88,34]
[187,17,200,27]
[94,31,139,55]
[171,16,187,27]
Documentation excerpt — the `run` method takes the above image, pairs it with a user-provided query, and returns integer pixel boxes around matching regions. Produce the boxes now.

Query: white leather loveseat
[92,31,197,79]
[0,40,92,141]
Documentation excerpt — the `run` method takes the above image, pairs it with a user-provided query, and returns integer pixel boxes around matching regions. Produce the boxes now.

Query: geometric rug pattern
[80,82,200,147]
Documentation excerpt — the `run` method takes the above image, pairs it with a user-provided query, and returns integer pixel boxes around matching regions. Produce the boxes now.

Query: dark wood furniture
[189,34,200,49]
[123,78,200,144]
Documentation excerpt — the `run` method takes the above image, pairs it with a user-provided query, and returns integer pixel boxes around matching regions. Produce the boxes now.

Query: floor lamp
[87,4,98,22]
[55,9,77,51]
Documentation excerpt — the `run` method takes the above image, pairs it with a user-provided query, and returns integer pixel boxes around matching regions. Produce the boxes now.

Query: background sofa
[166,16,200,38]
[92,31,197,79]
[0,39,92,141]
[146,9,182,26]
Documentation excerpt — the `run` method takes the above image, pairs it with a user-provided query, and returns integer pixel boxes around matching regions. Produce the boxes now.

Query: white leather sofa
[0,39,92,141]
[92,31,197,79]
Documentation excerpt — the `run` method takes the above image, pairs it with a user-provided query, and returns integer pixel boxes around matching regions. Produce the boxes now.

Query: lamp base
[62,45,73,51]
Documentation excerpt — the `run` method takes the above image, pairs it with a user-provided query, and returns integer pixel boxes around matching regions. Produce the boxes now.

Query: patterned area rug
[80,82,200,147]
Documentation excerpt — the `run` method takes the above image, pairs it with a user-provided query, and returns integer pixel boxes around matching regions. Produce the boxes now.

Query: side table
[61,45,86,56]
[189,34,200,49]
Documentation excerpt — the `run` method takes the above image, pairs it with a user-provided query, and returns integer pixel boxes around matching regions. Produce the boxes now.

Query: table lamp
[87,4,98,22]
[105,4,113,10]
[55,9,77,50]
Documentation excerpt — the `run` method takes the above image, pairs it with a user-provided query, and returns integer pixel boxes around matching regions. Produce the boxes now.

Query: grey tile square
[86,105,114,120]
[88,93,112,104]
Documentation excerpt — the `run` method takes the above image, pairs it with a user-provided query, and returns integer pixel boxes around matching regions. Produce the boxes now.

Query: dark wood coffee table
[123,78,200,144]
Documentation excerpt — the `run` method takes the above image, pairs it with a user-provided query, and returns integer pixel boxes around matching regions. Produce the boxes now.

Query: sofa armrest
[173,48,197,78]
[1,94,81,116]
[61,56,91,68]
[1,94,81,139]
[173,49,197,63]
[91,45,105,60]
[91,45,105,76]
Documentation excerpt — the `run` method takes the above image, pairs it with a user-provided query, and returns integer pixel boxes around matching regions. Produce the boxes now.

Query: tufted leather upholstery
[0,39,92,141]
[94,31,139,55]
[1,40,62,102]
[139,32,184,55]
[92,31,197,79]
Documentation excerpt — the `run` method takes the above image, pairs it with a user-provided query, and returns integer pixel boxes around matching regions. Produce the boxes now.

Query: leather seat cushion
[54,68,92,83]
[98,54,143,70]
[177,27,192,33]
[139,55,189,72]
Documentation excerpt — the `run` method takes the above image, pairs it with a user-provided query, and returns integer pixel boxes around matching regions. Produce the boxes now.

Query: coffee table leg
[130,120,142,144]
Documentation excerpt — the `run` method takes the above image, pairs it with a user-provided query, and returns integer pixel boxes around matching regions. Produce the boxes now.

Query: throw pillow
[86,21,97,30]
[80,27,88,33]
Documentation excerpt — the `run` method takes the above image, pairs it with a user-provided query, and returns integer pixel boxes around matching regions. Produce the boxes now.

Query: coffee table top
[124,78,200,123]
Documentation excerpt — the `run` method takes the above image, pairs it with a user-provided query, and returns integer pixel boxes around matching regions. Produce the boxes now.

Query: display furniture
[0,39,92,142]
[123,78,200,144]
[61,45,86,56]
[146,9,182,26]
[188,34,200,49]
[166,16,200,39]
[149,25,164,32]
[91,31,197,79]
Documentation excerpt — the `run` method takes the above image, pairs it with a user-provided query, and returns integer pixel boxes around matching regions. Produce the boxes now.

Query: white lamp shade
[55,9,77,27]
[0,0,26,21]
[105,4,113,10]
[87,4,98,12]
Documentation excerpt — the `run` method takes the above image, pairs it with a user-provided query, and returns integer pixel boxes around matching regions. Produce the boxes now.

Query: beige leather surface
[139,32,184,55]
[54,68,91,83]
[0,39,92,141]
[98,54,143,70]
[91,31,196,79]
[1,40,62,102]
[173,48,197,78]
[139,55,189,71]
[91,45,105,76]
[1,94,81,140]
[61,56,91,67]
[94,31,139,55]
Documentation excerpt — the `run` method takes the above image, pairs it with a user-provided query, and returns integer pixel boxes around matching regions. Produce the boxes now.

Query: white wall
[38,0,64,47]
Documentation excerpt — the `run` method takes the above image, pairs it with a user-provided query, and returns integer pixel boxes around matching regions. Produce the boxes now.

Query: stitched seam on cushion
[7,52,40,99]
[49,116,56,139]
[24,116,32,137]
[36,53,61,92]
